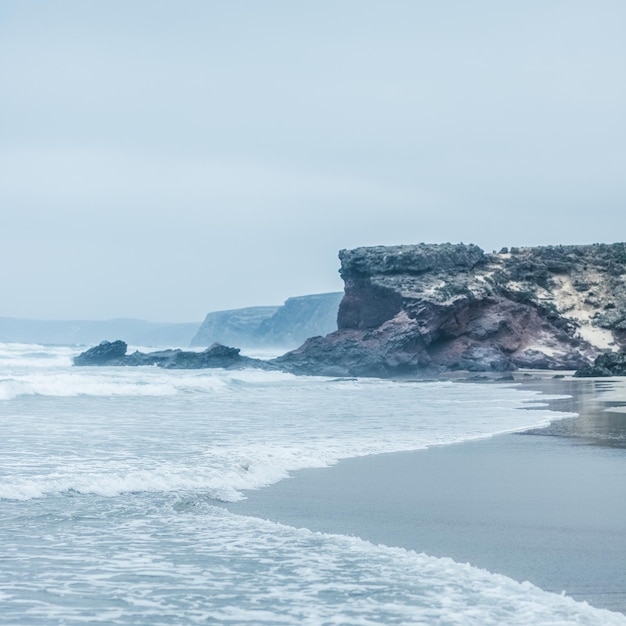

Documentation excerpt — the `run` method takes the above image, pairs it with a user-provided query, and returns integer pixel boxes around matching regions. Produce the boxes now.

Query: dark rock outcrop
[73,340,276,371]
[574,352,626,377]
[276,243,626,377]
[73,340,128,365]
[190,293,343,349]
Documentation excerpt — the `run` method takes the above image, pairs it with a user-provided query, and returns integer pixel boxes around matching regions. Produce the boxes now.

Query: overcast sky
[1,1,625,321]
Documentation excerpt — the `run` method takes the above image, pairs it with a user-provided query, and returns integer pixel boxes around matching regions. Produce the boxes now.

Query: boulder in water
[73,340,128,366]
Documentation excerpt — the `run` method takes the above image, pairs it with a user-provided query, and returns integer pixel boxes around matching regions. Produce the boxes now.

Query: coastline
[227,374,626,614]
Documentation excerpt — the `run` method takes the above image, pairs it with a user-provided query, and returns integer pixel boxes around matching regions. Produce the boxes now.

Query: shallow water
[1,343,624,624]
[229,432,626,613]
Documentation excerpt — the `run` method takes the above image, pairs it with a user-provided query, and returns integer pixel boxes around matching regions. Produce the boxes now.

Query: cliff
[190,293,343,349]
[190,306,280,348]
[275,243,626,377]
[257,293,344,347]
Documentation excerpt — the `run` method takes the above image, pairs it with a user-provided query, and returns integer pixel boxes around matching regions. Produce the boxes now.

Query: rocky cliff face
[276,243,626,377]
[257,293,344,347]
[190,306,280,348]
[190,293,343,349]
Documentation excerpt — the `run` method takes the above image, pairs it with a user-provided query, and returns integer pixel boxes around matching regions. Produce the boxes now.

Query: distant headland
[74,242,626,378]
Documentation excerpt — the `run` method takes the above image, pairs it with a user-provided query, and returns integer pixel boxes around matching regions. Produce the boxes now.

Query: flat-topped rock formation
[189,306,280,348]
[190,293,342,350]
[275,243,626,377]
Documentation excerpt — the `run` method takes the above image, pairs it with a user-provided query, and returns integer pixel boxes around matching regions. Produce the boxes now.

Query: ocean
[1,342,624,625]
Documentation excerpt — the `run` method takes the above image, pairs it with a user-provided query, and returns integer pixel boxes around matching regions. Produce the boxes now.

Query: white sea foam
[0,344,572,503]
[1,499,624,625]
[0,342,75,369]
[0,375,568,502]
[0,343,622,624]
[0,343,299,401]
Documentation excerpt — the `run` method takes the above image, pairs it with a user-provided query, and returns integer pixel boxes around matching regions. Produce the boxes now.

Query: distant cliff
[275,243,626,377]
[257,293,344,347]
[190,306,280,348]
[190,293,343,350]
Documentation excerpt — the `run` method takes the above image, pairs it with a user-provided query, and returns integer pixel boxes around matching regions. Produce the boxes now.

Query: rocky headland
[190,292,342,349]
[74,242,626,378]
[275,243,626,377]
[189,306,280,348]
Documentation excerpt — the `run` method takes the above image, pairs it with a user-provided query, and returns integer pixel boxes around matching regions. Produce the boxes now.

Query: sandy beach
[228,375,626,614]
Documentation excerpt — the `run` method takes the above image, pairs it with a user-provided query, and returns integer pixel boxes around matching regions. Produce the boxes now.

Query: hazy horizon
[2,1,625,322]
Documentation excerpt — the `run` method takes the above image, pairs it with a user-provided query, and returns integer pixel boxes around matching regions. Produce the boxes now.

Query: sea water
[1,342,624,625]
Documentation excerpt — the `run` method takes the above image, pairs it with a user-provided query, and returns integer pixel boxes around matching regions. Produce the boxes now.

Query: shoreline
[226,375,626,614]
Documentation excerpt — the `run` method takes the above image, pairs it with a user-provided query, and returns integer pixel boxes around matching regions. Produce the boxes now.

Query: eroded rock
[277,243,626,377]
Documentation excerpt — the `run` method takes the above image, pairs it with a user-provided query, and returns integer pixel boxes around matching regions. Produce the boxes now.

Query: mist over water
[1,343,624,624]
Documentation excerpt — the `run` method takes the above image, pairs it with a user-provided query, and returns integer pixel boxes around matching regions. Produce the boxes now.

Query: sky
[1,1,625,322]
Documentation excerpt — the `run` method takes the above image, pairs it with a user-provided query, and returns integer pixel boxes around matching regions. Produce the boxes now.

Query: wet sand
[228,376,626,614]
